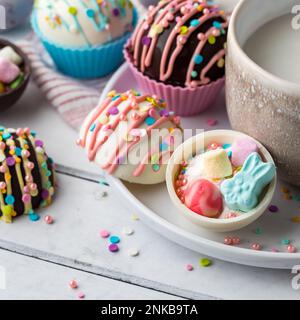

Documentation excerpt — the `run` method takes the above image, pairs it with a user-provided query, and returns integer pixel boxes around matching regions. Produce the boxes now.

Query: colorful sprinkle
[69,279,78,289]
[254,227,262,235]
[110,235,120,244]
[44,215,54,224]
[100,230,110,238]
[29,213,40,221]
[186,264,194,271]
[122,227,134,236]
[251,243,262,251]
[78,292,85,299]
[127,248,139,257]
[206,118,218,126]
[131,214,140,221]
[194,54,204,64]
[208,35,216,44]
[287,245,297,253]
[291,216,300,223]
[268,205,278,212]
[145,117,156,126]
[142,36,151,46]
[152,164,160,172]
[199,258,212,267]
[190,19,199,27]
[281,239,290,245]
[108,244,119,252]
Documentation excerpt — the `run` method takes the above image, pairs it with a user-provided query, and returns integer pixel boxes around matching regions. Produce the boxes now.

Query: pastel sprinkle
[122,227,134,236]
[293,194,300,201]
[152,164,160,172]
[29,213,40,221]
[213,21,222,29]
[254,227,262,235]
[194,54,204,64]
[208,35,216,44]
[190,19,199,27]
[100,230,110,238]
[108,107,119,115]
[281,239,290,245]
[199,258,212,267]
[108,244,119,252]
[145,117,156,125]
[78,292,85,299]
[291,216,300,223]
[268,205,278,213]
[142,36,151,46]
[127,248,139,257]
[110,235,120,244]
[69,279,78,289]
[186,264,194,271]
[131,214,140,221]
[206,118,218,126]
[191,70,198,78]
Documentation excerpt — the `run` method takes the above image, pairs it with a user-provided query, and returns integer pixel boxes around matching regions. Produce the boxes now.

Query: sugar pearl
[251,243,261,251]
[287,245,296,253]
[69,280,78,289]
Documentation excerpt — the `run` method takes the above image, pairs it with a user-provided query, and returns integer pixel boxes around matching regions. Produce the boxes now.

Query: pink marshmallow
[0,57,20,84]
[231,138,259,167]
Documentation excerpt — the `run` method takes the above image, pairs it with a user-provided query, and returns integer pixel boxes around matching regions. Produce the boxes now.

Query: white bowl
[166,130,277,232]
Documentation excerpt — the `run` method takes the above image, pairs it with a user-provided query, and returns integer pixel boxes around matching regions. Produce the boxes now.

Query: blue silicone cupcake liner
[31,10,138,79]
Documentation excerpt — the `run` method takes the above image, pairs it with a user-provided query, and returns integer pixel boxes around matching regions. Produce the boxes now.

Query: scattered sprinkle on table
[122,227,134,236]
[186,264,194,271]
[271,248,279,253]
[44,215,54,224]
[108,244,119,253]
[287,244,296,253]
[254,227,262,235]
[131,214,140,221]
[268,205,278,213]
[293,194,300,201]
[281,239,290,245]
[251,243,262,251]
[281,186,290,194]
[29,213,40,221]
[291,216,300,223]
[206,118,218,126]
[199,258,212,267]
[127,248,139,257]
[110,235,120,244]
[78,292,85,299]
[100,230,110,238]
[69,279,78,289]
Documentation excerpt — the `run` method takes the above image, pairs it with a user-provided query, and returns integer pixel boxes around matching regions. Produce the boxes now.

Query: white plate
[101,63,300,269]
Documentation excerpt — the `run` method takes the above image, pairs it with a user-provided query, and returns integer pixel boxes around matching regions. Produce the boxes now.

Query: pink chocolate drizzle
[79,91,181,177]
[130,0,228,87]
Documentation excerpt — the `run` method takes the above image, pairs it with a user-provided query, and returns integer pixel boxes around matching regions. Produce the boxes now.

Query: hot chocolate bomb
[128,0,228,88]
[0,127,55,223]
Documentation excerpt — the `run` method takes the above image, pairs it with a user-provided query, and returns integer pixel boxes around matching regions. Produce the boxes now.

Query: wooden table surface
[0,8,300,300]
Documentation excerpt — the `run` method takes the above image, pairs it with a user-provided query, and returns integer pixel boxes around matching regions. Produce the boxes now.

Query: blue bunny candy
[220,152,276,212]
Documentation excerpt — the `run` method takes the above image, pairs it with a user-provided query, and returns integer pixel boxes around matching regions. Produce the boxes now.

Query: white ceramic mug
[226,0,300,186]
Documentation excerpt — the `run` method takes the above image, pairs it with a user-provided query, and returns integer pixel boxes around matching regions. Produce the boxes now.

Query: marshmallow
[0,57,20,84]
[231,138,258,167]
[0,46,23,66]
[201,149,233,179]
[184,179,223,218]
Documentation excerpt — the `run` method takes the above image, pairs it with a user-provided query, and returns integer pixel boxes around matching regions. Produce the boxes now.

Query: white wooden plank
[0,173,298,300]
[0,249,181,300]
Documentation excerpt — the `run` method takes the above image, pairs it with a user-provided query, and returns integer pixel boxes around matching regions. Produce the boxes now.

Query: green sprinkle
[293,194,300,201]
[199,258,212,267]
[254,227,262,235]
[281,239,290,245]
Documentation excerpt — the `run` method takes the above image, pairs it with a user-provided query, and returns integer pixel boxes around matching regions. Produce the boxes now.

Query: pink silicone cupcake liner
[124,45,225,117]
